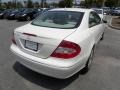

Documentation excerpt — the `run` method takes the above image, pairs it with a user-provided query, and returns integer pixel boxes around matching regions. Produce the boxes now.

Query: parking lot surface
[111,17,120,29]
[0,19,120,90]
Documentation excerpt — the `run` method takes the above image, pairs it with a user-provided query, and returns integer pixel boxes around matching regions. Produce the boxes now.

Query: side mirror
[103,13,107,15]
[102,19,107,23]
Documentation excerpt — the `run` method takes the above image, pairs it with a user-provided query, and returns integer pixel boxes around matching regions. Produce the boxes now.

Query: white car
[10,8,105,79]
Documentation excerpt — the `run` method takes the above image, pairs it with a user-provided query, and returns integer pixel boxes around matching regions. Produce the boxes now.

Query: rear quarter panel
[65,28,95,67]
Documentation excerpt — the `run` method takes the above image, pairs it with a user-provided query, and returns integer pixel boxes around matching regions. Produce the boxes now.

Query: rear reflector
[12,32,16,45]
[51,40,81,59]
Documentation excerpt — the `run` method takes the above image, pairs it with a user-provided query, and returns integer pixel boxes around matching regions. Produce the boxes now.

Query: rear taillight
[12,32,16,45]
[51,40,81,59]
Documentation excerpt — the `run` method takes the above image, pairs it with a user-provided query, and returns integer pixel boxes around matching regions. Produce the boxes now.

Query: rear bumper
[0,15,3,19]
[15,15,19,19]
[4,15,9,19]
[10,44,85,79]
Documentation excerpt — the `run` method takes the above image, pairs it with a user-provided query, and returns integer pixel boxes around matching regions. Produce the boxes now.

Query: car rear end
[10,9,85,79]
[17,14,27,21]
[7,14,15,19]
[7,10,18,20]
[4,9,13,19]
[15,12,21,19]
[0,10,6,19]
[10,25,84,78]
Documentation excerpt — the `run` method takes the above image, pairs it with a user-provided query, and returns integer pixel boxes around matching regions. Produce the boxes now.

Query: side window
[89,12,101,28]
[94,12,101,24]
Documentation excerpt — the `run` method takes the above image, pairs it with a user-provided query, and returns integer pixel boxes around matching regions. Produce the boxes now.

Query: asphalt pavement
[0,18,120,90]
[111,17,120,30]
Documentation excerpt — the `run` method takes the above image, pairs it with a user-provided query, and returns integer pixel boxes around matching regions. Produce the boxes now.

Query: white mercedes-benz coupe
[10,8,106,79]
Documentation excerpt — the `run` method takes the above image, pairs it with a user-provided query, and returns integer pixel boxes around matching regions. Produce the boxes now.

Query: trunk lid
[14,23,76,59]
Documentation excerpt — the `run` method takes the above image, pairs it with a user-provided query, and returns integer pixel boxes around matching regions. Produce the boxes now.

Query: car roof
[92,8,103,10]
[49,8,93,13]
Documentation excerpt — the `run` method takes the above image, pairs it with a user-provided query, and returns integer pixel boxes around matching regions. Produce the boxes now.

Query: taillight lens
[51,40,81,59]
[12,32,16,45]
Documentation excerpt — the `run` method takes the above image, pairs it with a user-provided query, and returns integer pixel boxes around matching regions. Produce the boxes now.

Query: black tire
[26,16,31,21]
[100,33,104,40]
[3,15,6,19]
[81,47,95,72]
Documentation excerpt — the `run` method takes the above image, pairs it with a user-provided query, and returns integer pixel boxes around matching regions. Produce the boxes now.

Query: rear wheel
[82,47,95,72]
[100,33,104,40]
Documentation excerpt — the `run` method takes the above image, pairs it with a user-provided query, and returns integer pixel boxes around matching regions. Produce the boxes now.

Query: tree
[84,0,120,8]
[0,0,1,8]
[84,0,105,8]
[105,0,113,7]
[41,0,44,8]
[79,1,86,7]
[16,1,23,8]
[105,0,120,7]
[41,0,46,8]
[44,2,49,8]
[3,2,8,9]
[34,2,39,8]
[118,0,120,7]
[84,0,93,8]
[58,0,73,8]
[8,1,13,8]
[58,0,65,7]
[96,0,103,7]
[12,0,17,8]
[24,1,27,7]
[50,2,58,8]
[64,0,73,7]
[1,3,6,9]
[27,0,33,8]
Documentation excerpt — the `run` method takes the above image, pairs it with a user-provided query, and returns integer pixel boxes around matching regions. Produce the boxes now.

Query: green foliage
[2,2,13,9]
[50,2,58,8]
[34,2,39,8]
[105,0,120,7]
[58,0,65,7]
[58,0,73,8]
[44,2,49,8]
[27,0,33,8]
[85,0,104,8]
[64,0,73,7]
[79,1,86,8]
[41,0,44,8]
[16,1,23,8]
[84,0,120,8]
[0,0,119,9]
[41,0,47,8]
[0,1,23,9]
[0,0,1,7]
[105,0,114,7]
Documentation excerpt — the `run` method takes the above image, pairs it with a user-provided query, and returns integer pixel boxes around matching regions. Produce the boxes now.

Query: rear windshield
[31,11,84,29]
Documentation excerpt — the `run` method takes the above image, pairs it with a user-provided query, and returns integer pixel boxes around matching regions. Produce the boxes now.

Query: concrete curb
[108,17,120,30]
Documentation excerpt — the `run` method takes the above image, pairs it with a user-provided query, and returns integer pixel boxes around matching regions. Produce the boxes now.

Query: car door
[89,11,104,43]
